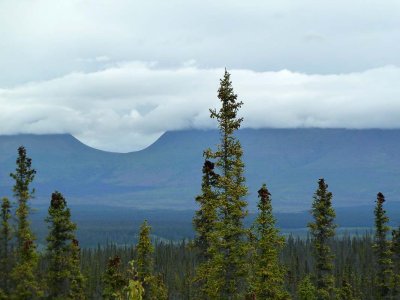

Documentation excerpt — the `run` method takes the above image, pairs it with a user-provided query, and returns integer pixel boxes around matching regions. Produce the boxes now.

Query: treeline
[78,232,392,300]
[0,71,399,299]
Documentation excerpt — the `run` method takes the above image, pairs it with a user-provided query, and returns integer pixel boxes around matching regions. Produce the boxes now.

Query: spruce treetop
[251,183,289,299]
[10,146,36,200]
[255,183,276,234]
[103,256,127,300]
[374,192,389,232]
[309,178,336,238]
[373,192,393,298]
[137,220,154,280]
[308,178,336,300]
[210,69,244,136]
[45,191,84,299]
[46,191,76,246]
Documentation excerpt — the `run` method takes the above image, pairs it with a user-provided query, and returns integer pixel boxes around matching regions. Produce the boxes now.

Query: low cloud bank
[1,63,399,152]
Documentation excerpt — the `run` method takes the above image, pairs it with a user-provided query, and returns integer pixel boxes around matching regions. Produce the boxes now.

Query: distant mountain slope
[0,129,399,212]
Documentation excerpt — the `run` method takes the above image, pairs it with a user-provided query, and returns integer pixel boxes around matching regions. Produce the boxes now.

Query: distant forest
[1,71,399,299]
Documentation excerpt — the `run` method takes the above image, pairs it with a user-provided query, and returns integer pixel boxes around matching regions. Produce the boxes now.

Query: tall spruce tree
[136,220,154,299]
[193,160,219,259]
[308,178,336,300]
[193,160,219,296]
[9,146,42,299]
[250,184,290,299]
[45,191,85,299]
[204,69,249,299]
[0,197,12,297]
[373,192,393,299]
[136,220,167,300]
[103,256,127,300]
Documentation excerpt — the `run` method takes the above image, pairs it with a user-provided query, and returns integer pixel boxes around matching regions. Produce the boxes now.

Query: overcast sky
[1,0,399,152]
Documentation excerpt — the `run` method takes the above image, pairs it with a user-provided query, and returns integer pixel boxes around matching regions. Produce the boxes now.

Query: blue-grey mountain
[0,129,399,213]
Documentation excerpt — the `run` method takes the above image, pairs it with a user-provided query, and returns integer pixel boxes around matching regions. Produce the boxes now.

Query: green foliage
[45,191,85,299]
[193,160,219,258]
[136,220,167,300]
[145,275,168,300]
[9,146,42,299]
[76,233,389,299]
[250,184,290,299]
[297,275,317,300]
[198,69,249,299]
[308,178,336,300]
[0,197,12,296]
[193,160,219,296]
[125,260,144,300]
[337,279,360,300]
[373,192,393,299]
[136,221,153,285]
[125,280,144,300]
[102,235,167,300]
[0,289,7,300]
[103,256,127,300]
[392,227,400,298]
[69,239,86,300]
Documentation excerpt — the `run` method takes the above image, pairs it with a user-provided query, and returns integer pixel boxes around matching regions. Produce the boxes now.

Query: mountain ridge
[0,128,399,212]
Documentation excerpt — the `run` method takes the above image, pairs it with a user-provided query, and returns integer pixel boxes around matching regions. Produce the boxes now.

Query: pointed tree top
[50,191,66,209]
[377,192,385,202]
[318,178,327,187]
[257,183,271,200]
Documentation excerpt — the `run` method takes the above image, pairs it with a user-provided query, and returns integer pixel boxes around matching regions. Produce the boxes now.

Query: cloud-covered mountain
[1,65,400,152]
[0,128,399,212]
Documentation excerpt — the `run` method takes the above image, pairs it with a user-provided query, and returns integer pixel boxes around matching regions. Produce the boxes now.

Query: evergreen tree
[45,191,85,299]
[297,276,317,300]
[9,146,42,299]
[391,227,400,298]
[250,184,290,299]
[0,197,12,297]
[103,256,127,300]
[193,160,219,296]
[205,69,249,299]
[125,260,144,300]
[308,178,336,300]
[373,192,393,299]
[136,220,154,299]
[337,279,360,300]
[193,160,219,259]
[69,239,86,300]
[136,220,167,300]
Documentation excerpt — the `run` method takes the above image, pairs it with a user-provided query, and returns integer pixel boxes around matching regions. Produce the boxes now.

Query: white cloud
[0,1,399,151]
[1,0,400,86]
[0,63,399,152]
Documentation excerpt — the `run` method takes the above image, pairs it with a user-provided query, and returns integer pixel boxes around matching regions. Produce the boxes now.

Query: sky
[0,0,399,152]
